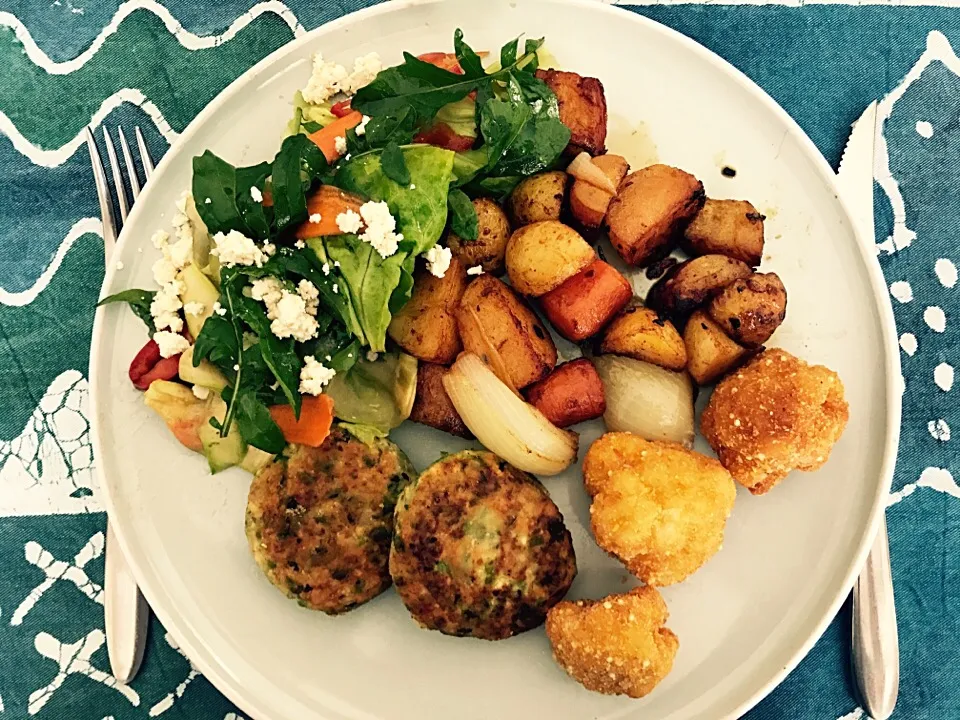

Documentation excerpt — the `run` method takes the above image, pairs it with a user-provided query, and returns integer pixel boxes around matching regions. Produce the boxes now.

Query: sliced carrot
[307,111,363,162]
[294,185,365,239]
[269,394,335,447]
[540,260,633,342]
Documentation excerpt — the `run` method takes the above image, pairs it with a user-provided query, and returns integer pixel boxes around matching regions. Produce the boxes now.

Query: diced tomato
[330,99,353,118]
[129,339,181,391]
[414,122,475,152]
[417,52,464,74]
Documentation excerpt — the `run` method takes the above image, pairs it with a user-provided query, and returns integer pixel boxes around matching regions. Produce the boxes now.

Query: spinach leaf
[480,98,531,171]
[234,162,272,239]
[192,313,238,370]
[389,253,416,314]
[380,142,411,186]
[448,189,478,241]
[97,289,156,334]
[334,145,454,253]
[453,28,486,78]
[302,120,324,133]
[192,151,242,235]
[324,235,408,353]
[233,390,285,453]
[271,134,327,233]
[364,108,418,148]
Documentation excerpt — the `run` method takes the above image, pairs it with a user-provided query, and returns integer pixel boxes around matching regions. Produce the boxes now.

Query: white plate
[89,1,901,718]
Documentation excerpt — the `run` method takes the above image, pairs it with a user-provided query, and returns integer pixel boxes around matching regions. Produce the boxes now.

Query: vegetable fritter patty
[245,427,416,614]
[390,450,577,640]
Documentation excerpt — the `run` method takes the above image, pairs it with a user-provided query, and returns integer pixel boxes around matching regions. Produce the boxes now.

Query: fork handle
[852,516,900,720]
[104,523,148,683]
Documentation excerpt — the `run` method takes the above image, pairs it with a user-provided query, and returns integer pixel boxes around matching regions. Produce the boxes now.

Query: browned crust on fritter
[390,451,577,640]
[245,428,415,614]
[700,349,849,494]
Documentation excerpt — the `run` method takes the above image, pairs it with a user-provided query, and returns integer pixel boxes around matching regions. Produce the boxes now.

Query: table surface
[0,1,956,718]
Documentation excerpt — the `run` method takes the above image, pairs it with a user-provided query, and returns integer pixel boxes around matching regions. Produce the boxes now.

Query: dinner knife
[836,102,900,720]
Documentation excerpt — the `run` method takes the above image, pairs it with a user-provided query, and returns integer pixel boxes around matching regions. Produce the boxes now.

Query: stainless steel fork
[87,125,154,683]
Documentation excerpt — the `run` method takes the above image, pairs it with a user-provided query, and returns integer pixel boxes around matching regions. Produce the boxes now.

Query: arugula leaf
[364,108,418,148]
[480,98,531,170]
[453,28,486,78]
[233,390,285,453]
[97,289,156,334]
[234,162,272,239]
[500,37,519,70]
[302,120,324,133]
[271,134,327,233]
[192,313,238,370]
[448,189,478,241]
[334,145,455,253]
[380,142,411,185]
[192,151,242,235]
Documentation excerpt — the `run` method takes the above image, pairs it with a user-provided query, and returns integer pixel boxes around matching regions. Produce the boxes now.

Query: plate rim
[88,1,903,718]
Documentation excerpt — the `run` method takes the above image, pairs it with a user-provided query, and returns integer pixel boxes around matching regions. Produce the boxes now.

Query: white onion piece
[567,152,617,194]
[443,353,578,476]
[592,355,695,448]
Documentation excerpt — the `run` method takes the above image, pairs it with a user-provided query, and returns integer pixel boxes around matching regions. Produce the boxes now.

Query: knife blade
[837,102,900,720]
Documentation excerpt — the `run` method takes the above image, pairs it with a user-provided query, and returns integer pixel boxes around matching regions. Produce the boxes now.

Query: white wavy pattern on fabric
[0,89,177,168]
[0,0,304,76]
[0,218,102,306]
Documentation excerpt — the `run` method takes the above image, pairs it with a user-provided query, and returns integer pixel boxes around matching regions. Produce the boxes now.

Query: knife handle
[851,516,900,720]
[104,523,148,683]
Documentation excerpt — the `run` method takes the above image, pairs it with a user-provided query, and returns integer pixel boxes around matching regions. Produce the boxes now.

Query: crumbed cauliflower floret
[299,356,336,395]
[545,586,679,698]
[153,331,190,359]
[424,244,452,278]
[582,433,736,586]
[701,348,849,495]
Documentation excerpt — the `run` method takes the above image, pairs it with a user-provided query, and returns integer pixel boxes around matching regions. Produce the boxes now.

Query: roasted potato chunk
[701,349,849,494]
[683,199,765,266]
[546,586,679,698]
[535,69,607,155]
[387,257,468,364]
[569,155,629,229]
[606,165,705,266]
[600,305,686,371]
[683,309,752,385]
[457,275,557,390]
[646,254,752,323]
[506,221,595,297]
[707,272,787,347]
[541,259,633,342]
[524,358,606,428]
[508,171,569,227]
[447,197,511,275]
[583,432,737,586]
[409,363,471,438]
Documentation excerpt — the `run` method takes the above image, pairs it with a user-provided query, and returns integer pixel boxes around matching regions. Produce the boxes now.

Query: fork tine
[85,128,118,261]
[135,127,155,179]
[117,128,141,200]
[102,127,129,224]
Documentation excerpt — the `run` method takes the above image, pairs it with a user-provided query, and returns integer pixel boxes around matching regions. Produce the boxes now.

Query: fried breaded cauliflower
[701,348,849,495]
[583,433,736,586]
[546,586,679,698]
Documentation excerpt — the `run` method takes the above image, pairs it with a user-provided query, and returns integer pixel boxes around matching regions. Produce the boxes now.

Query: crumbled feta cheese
[302,52,349,104]
[467,265,484,276]
[356,115,371,136]
[409,184,416,190]
[152,257,178,286]
[334,261,340,268]
[151,230,170,249]
[250,186,263,203]
[204,197,211,204]
[334,135,348,155]
[250,277,284,314]
[153,331,190,358]
[299,356,336,395]
[192,385,211,400]
[332,283,339,294]
[308,213,322,223]
[345,153,352,161]
[150,282,184,332]
[345,52,382,93]
[212,301,227,317]
[366,350,379,362]
[357,200,403,258]
[425,244,452,278]
[211,230,270,267]
[321,262,331,275]
[183,301,205,316]
[336,209,363,234]
[324,355,332,362]
[294,239,306,250]
[115,261,124,270]
[297,279,320,316]
[168,194,195,269]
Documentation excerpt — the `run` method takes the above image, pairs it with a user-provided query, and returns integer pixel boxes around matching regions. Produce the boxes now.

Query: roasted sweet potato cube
[540,259,633,342]
[569,155,630,229]
[524,358,606,428]
[410,363,472,438]
[683,199,765,266]
[535,69,607,155]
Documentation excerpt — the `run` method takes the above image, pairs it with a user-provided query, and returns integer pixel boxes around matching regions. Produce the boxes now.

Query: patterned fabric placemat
[0,1,956,718]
